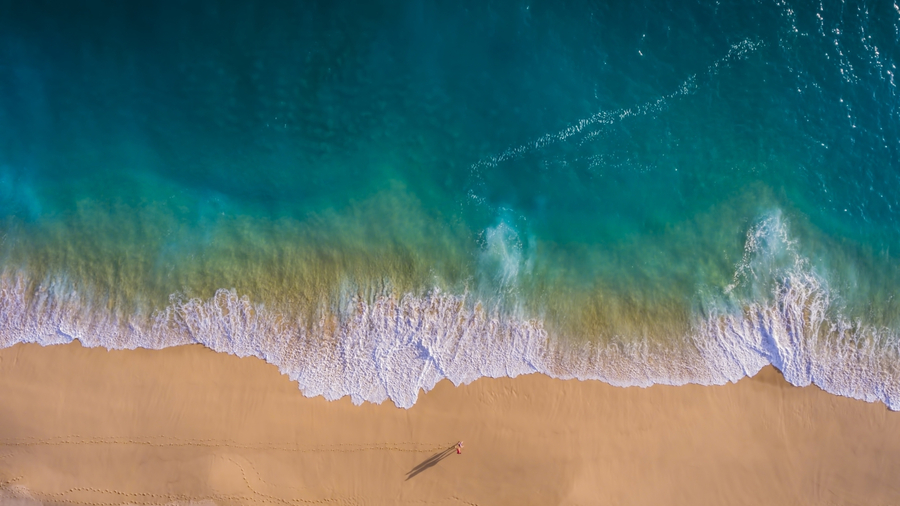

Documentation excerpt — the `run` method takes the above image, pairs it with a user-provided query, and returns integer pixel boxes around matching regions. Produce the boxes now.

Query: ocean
[1,0,899,408]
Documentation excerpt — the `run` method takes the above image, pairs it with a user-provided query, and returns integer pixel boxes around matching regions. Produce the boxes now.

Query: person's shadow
[405,446,457,480]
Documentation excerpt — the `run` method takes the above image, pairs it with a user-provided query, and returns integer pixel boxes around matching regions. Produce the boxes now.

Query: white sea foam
[698,212,900,408]
[0,214,898,410]
[477,219,535,301]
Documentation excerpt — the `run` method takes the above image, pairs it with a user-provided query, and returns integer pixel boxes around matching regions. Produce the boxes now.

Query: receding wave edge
[0,264,898,410]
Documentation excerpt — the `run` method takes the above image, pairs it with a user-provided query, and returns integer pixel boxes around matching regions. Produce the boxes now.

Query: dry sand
[0,341,899,506]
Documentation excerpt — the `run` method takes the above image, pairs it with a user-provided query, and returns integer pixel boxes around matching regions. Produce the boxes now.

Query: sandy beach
[0,341,899,506]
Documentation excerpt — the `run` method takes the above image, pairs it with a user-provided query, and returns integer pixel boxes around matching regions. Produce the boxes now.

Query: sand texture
[0,342,899,506]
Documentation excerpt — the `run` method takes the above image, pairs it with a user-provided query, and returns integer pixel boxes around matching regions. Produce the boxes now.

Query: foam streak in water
[469,39,762,174]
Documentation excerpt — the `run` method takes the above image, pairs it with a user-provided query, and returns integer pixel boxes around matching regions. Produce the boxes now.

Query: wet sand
[0,341,899,505]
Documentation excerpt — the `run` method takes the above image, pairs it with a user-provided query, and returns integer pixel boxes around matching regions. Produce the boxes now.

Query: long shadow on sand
[405,446,456,480]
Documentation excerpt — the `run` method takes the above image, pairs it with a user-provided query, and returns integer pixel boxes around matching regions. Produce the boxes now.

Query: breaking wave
[0,213,898,410]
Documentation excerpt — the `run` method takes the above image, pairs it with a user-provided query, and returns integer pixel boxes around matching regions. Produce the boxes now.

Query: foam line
[0,213,898,410]
[0,264,898,410]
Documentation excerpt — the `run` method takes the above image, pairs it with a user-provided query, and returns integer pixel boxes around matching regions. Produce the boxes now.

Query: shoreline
[1,341,899,505]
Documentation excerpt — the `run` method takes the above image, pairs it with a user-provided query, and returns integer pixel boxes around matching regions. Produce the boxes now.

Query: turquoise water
[1,0,900,407]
